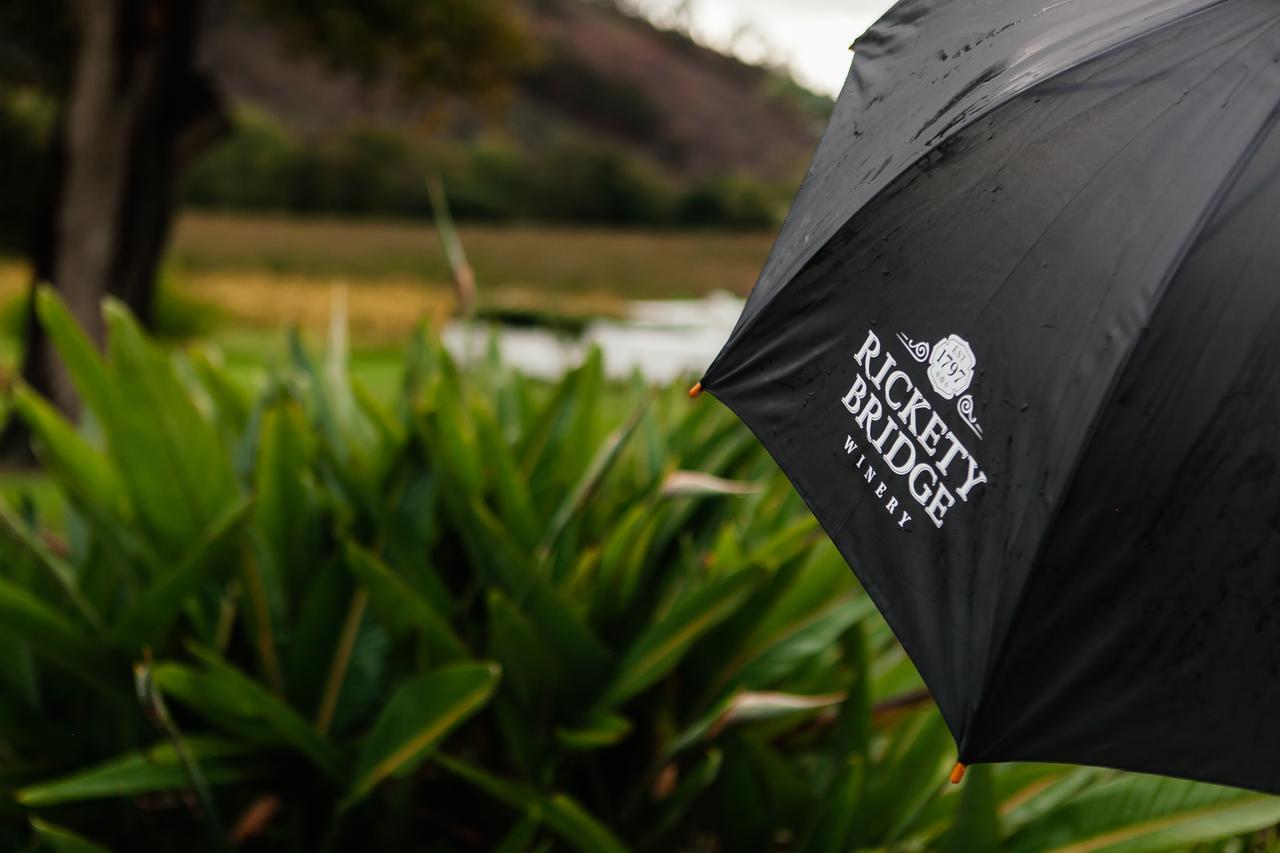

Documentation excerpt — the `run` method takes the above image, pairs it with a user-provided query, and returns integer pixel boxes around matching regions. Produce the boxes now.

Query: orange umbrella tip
[689,382,704,399]
[950,762,968,784]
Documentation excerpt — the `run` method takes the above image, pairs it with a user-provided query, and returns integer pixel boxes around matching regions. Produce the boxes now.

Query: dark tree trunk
[18,0,226,417]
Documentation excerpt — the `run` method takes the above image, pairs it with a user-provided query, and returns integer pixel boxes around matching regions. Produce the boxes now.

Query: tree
[1,0,526,418]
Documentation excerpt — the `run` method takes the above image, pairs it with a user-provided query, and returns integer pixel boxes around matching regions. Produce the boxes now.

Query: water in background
[443,292,744,383]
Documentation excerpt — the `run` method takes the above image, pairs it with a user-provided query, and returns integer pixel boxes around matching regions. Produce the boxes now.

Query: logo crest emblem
[896,331,983,439]
[927,334,976,400]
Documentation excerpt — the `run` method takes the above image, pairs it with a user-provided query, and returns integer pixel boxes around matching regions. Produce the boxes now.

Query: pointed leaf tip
[101,297,133,327]
[34,282,57,312]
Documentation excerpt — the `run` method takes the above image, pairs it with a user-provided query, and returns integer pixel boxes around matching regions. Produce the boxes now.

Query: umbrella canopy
[699,0,1280,794]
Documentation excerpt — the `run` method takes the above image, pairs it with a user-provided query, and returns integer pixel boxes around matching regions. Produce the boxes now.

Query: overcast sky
[637,0,896,96]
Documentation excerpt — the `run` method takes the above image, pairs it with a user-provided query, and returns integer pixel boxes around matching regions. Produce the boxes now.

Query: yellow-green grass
[171,212,774,300]
[2,214,774,346]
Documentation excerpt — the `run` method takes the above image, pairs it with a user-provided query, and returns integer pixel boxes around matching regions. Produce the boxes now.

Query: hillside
[198,0,830,184]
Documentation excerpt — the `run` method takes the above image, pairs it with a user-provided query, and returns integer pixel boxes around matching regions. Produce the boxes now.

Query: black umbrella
[697,0,1280,794]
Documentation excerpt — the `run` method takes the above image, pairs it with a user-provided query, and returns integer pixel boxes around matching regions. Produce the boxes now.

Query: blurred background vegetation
[1,0,1279,850]
[0,0,827,242]
[0,0,827,404]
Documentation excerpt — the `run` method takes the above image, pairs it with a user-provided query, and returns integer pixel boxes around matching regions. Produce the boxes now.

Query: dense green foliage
[0,95,782,236]
[182,114,788,229]
[0,93,786,248]
[2,290,1280,850]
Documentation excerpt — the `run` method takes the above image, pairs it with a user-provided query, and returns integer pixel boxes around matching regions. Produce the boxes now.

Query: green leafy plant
[1,287,1278,850]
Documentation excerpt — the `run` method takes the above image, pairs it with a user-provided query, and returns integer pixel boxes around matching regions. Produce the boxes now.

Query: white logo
[927,335,975,400]
[839,329,990,531]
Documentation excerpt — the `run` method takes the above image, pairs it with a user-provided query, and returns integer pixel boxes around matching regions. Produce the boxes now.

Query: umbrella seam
[702,0,1247,391]
[964,79,1280,764]
[956,11,1280,714]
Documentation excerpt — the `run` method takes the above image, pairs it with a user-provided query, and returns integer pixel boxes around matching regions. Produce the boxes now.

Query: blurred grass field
[0,212,773,426]
[170,211,773,312]
[1,212,773,345]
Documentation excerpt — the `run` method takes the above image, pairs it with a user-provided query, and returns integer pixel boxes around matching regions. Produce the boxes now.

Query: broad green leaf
[0,496,102,630]
[633,378,666,485]
[715,736,772,849]
[377,466,450,611]
[494,813,542,853]
[148,663,283,746]
[324,613,390,736]
[1000,767,1102,834]
[1008,774,1280,853]
[555,712,632,751]
[537,394,650,562]
[420,363,485,497]
[10,384,159,573]
[473,402,540,549]
[451,499,610,691]
[32,286,115,424]
[514,363,573,471]
[436,754,627,853]
[743,514,822,570]
[154,652,342,781]
[111,496,253,651]
[399,323,442,412]
[284,556,352,714]
[0,637,38,715]
[802,757,865,853]
[718,734,812,845]
[353,375,405,450]
[100,300,240,556]
[254,400,315,601]
[871,640,930,700]
[593,501,661,626]
[0,575,116,692]
[491,696,548,781]
[520,348,601,483]
[18,737,263,806]
[832,620,872,763]
[904,764,1077,845]
[188,346,251,437]
[601,568,760,708]
[288,318,376,468]
[486,589,560,705]
[11,384,128,525]
[687,555,805,704]
[484,334,526,445]
[728,595,877,694]
[29,818,109,853]
[345,662,500,806]
[850,709,954,846]
[344,541,466,663]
